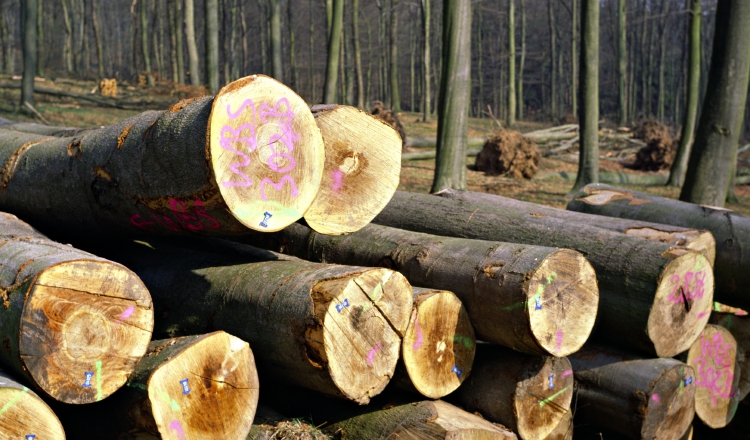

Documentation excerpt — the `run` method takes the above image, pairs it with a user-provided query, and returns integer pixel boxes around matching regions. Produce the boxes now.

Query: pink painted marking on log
[169,420,185,440]
[412,316,423,350]
[561,370,573,379]
[738,311,748,316]
[556,330,563,351]
[367,344,382,366]
[697,311,710,319]
[331,170,344,192]
[119,306,135,321]
[651,394,660,404]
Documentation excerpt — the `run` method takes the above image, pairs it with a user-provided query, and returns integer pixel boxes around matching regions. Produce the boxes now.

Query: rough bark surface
[374,191,714,357]
[450,344,574,440]
[249,222,598,357]
[84,239,412,404]
[438,189,716,266]
[49,331,259,439]
[567,184,750,310]
[0,75,324,237]
[0,212,153,404]
[0,366,65,439]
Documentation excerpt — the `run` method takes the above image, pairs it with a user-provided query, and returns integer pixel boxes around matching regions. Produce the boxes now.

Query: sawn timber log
[248,222,599,357]
[0,212,153,404]
[81,238,412,404]
[0,366,65,439]
[567,184,750,310]
[373,191,714,357]
[0,74,324,236]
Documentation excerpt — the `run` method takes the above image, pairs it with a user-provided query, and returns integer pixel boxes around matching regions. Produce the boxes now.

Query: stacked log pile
[0,76,744,439]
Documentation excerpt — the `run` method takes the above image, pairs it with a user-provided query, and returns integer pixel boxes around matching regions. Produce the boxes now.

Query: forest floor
[2,74,750,215]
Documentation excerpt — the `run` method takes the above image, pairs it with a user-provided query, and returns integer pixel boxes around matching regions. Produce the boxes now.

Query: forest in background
[0,0,748,141]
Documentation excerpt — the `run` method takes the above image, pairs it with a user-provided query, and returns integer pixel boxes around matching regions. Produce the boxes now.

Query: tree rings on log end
[648,251,714,357]
[624,227,717,267]
[209,74,324,232]
[402,289,476,399]
[0,370,65,439]
[304,105,402,235]
[543,409,572,440]
[148,332,260,439]
[687,324,740,429]
[312,269,412,404]
[515,356,574,440]
[527,249,598,357]
[642,363,696,440]
[18,260,153,404]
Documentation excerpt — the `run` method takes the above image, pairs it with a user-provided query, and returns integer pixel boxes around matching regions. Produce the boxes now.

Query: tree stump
[0,212,153,404]
[0,367,65,440]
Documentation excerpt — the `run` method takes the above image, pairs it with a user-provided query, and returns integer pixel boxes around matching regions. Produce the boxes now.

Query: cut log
[81,238,412,404]
[0,212,153,404]
[449,344,574,440]
[400,287,476,399]
[535,171,670,186]
[686,324,741,428]
[691,401,750,440]
[250,222,599,357]
[544,410,573,440]
[567,184,750,310]
[0,74,324,237]
[49,331,259,439]
[570,355,696,440]
[304,104,401,235]
[0,367,65,439]
[373,191,714,357]
[401,147,481,161]
[715,313,750,402]
[437,189,716,266]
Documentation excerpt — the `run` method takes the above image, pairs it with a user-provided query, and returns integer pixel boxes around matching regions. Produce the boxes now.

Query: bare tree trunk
[175,0,185,84]
[476,11,483,118]
[204,0,219,92]
[21,0,37,108]
[548,0,557,120]
[184,0,200,86]
[323,0,343,103]
[519,0,526,120]
[154,1,164,80]
[421,0,431,122]
[140,0,154,86]
[353,0,364,109]
[287,0,297,89]
[35,0,42,76]
[0,7,7,74]
[617,0,626,126]
[309,0,315,102]
[389,0,401,111]
[92,0,103,78]
[168,0,178,82]
[657,0,670,122]
[269,0,281,80]
[507,0,516,127]
[62,0,73,74]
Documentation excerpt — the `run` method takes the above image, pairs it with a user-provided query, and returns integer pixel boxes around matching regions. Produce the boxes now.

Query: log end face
[19,260,154,404]
[0,383,65,439]
[402,290,476,399]
[149,331,260,439]
[527,249,598,357]
[304,106,402,235]
[686,324,740,429]
[515,356,574,440]
[649,251,714,357]
[208,74,324,232]
[643,363,696,440]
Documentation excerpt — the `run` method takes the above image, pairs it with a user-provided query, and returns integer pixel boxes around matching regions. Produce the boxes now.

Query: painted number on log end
[180,378,190,395]
[452,365,463,378]
[693,333,735,405]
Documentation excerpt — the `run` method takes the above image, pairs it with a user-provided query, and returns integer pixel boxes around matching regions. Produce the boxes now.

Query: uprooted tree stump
[370,101,406,148]
[475,130,540,179]
[630,118,676,171]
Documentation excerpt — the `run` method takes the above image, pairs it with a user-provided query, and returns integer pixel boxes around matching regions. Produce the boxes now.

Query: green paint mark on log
[727,315,733,331]
[362,283,383,313]
[501,301,527,311]
[539,386,569,407]
[0,387,28,417]
[453,335,474,348]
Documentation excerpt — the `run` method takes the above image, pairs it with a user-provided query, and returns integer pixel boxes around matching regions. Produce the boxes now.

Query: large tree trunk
[438,189,716,266]
[204,0,219,93]
[686,324,741,429]
[85,238,412,404]
[20,0,36,108]
[49,331,259,440]
[0,367,65,439]
[656,0,670,122]
[352,0,363,109]
[507,0,516,127]
[679,0,750,206]
[184,0,201,86]
[547,0,557,120]
[519,0,527,120]
[398,287,475,399]
[140,0,154,87]
[571,354,696,440]
[389,0,401,112]
[617,0,627,126]
[304,104,401,235]
[421,0,431,122]
[668,0,702,188]
[431,0,471,193]
[571,0,599,192]
[323,0,343,103]
[269,0,282,81]
[0,212,153,404]
[92,0,104,78]
[373,191,714,357]
[0,76,325,236]
[247,222,599,357]
[450,344,574,440]
[567,184,750,311]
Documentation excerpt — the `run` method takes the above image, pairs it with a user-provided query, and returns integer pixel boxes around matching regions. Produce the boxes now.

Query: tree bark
[571,0,599,192]
[309,0,316,103]
[373,191,714,357]
[507,0,516,127]
[35,0,42,77]
[431,0,471,193]
[567,184,750,311]
[49,332,259,440]
[140,0,154,86]
[397,287,475,399]
[20,0,36,108]
[421,0,431,122]
[389,0,401,112]
[268,0,282,81]
[571,355,696,440]
[668,0,701,188]
[686,324,741,429]
[304,104,402,235]
[247,221,599,357]
[0,367,65,439]
[438,189,716,266]
[183,0,200,86]
[0,212,153,404]
[0,77,325,235]
[92,0,104,78]
[680,0,750,206]
[548,0,557,120]
[204,0,219,93]
[519,0,527,120]
[657,0,670,123]
[174,0,185,84]
[62,0,73,74]
[85,239,412,404]
[450,344,574,440]
[323,0,343,103]
[352,0,363,109]
[617,0,626,126]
